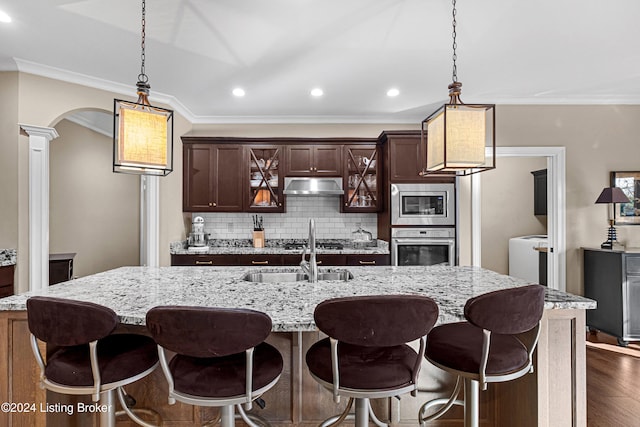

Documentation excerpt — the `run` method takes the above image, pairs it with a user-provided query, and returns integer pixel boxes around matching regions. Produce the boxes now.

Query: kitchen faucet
[300,219,318,283]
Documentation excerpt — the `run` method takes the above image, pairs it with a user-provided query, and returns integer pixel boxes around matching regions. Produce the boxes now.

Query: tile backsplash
[195,197,377,240]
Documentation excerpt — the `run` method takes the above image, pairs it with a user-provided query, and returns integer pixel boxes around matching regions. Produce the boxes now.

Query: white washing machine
[508,235,548,283]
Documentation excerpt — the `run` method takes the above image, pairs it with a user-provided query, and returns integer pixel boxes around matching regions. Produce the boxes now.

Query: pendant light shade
[114,97,173,176]
[113,0,173,176]
[423,99,495,175]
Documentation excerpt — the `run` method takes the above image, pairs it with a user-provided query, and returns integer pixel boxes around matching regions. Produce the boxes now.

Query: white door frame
[471,146,566,291]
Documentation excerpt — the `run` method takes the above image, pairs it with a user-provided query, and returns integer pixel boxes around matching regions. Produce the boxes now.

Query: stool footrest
[418,376,463,426]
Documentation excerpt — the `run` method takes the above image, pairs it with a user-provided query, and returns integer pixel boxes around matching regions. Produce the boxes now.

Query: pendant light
[421,0,495,176]
[113,0,173,176]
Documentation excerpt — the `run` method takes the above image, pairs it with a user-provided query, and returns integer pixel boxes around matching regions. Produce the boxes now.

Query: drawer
[171,254,238,266]
[346,254,390,266]
[0,265,15,287]
[236,254,283,266]
[626,256,640,275]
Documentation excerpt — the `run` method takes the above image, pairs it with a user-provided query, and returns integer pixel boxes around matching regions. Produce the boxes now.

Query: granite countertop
[0,249,17,267]
[0,265,595,332]
[170,239,390,255]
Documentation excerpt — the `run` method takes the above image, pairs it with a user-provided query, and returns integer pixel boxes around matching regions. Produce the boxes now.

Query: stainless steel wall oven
[391,228,456,266]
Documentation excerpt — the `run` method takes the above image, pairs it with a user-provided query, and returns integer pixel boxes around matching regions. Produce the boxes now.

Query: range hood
[283,177,344,196]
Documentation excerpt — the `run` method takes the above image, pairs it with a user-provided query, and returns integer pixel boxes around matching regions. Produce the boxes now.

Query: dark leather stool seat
[27,296,160,427]
[306,295,439,427]
[419,285,545,427]
[146,306,283,427]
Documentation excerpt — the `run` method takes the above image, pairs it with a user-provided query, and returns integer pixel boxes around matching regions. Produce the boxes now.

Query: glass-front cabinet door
[246,146,284,212]
[343,145,381,212]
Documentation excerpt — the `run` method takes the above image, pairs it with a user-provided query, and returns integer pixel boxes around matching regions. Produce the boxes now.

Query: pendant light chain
[451,0,458,83]
[138,0,148,84]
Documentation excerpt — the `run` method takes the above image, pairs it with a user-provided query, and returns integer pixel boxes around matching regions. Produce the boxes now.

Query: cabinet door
[627,276,640,337]
[286,145,342,176]
[343,145,381,212]
[246,146,284,212]
[313,145,342,175]
[286,146,314,175]
[388,135,424,181]
[213,145,244,211]
[183,144,215,211]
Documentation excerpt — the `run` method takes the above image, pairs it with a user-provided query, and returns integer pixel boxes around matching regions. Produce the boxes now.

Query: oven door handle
[392,238,454,245]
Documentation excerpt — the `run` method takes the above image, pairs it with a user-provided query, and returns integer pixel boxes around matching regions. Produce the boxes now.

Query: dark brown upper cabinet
[342,145,382,212]
[183,143,244,212]
[245,145,284,212]
[380,131,425,182]
[286,145,342,176]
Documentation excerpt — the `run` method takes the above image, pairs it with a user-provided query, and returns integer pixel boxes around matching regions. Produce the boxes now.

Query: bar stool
[26,296,160,427]
[305,294,439,427]
[146,306,283,427]
[419,285,545,427]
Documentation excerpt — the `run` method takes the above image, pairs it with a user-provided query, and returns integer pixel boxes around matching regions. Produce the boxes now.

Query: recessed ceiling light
[0,10,11,23]
[387,88,400,97]
[232,88,245,97]
[310,88,324,97]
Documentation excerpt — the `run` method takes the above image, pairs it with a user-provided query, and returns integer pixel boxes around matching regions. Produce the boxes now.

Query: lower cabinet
[0,265,14,298]
[171,253,390,267]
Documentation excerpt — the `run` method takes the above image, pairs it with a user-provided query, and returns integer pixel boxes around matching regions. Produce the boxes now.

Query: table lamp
[595,187,629,249]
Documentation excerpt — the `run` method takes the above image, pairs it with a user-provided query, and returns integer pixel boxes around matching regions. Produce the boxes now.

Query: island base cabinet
[0,309,586,427]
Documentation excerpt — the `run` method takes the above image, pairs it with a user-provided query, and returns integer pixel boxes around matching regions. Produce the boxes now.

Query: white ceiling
[1,0,640,124]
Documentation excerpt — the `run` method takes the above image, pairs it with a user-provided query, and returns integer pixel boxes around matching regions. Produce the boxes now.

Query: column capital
[19,124,59,141]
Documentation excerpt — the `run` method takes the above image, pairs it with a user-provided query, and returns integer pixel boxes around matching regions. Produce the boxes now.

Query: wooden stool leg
[463,378,479,427]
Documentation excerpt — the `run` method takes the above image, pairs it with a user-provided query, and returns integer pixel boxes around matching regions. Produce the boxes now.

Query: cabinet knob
[208,202,212,207]
[359,260,376,265]
[251,260,269,265]
[345,203,348,206]
[213,202,217,207]
[195,260,213,265]
[278,203,282,206]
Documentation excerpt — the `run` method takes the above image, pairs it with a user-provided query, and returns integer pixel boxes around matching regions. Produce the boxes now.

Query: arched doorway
[49,109,140,278]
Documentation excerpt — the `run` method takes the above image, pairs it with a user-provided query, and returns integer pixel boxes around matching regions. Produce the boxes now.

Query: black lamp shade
[595,187,629,204]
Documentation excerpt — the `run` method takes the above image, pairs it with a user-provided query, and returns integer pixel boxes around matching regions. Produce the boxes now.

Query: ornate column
[19,124,59,291]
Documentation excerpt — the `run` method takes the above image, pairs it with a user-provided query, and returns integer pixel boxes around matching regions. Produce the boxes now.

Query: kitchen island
[0,265,594,426]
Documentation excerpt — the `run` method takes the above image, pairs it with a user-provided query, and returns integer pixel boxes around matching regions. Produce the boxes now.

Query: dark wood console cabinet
[49,253,75,285]
[584,248,640,346]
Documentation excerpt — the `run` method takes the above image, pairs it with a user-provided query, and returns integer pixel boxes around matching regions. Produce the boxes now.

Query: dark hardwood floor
[586,332,640,426]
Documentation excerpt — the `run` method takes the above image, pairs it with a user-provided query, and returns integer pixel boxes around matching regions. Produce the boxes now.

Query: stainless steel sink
[241,269,353,283]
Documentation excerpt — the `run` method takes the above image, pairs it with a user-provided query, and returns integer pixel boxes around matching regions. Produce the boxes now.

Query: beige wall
[494,105,640,294]
[480,157,547,275]
[0,72,19,250]
[5,73,640,296]
[50,119,140,277]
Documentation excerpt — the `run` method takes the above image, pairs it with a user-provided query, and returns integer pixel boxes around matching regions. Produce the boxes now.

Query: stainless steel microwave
[390,183,455,226]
